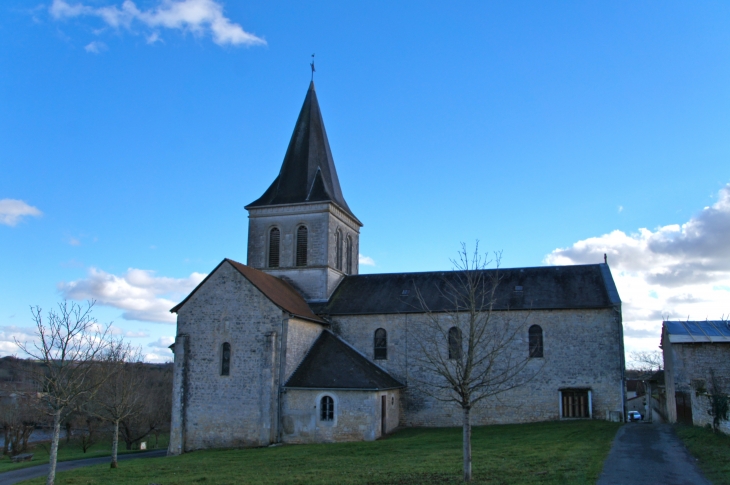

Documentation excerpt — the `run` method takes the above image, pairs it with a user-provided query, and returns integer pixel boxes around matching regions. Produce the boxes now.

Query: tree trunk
[3,427,9,456]
[47,410,62,485]
[111,419,119,468]
[463,406,472,482]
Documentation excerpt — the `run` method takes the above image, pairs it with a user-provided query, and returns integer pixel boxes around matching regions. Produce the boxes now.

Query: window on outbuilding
[374,328,387,360]
[529,325,543,358]
[268,228,280,268]
[320,395,334,421]
[296,226,308,267]
[345,235,353,274]
[335,229,343,271]
[448,327,462,360]
[221,342,231,376]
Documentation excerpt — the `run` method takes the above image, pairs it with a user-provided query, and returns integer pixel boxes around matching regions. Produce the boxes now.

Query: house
[167,82,627,455]
[662,320,730,433]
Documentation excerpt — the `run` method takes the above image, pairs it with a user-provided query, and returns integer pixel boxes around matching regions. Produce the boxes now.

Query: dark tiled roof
[284,330,404,390]
[170,259,325,324]
[246,82,359,223]
[312,264,620,315]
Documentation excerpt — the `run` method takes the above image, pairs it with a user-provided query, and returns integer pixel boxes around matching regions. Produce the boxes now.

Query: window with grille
[374,328,387,360]
[296,226,308,266]
[221,342,231,376]
[448,327,462,360]
[561,389,590,418]
[335,229,342,271]
[529,325,543,358]
[268,228,280,268]
[346,236,353,274]
[320,395,334,421]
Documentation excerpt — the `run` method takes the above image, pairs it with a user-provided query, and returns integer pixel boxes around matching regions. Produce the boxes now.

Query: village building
[662,320,730,434]
[167,82,627,455]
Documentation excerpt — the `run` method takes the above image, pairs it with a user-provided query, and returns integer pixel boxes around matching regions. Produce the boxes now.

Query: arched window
[374,328,387,360]
[320,395,334,421]
[529,325,543,358]
[345,235,353,274]
[448,327,462,360]
[221,342,231,376]
[335,229,343,271]
[268,228,280,268]
[296,226,308,267]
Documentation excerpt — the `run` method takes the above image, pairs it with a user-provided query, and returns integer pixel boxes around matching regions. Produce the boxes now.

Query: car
[628,411,643,422]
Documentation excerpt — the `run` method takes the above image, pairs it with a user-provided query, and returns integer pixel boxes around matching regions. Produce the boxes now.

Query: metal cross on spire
[310,53,315,81]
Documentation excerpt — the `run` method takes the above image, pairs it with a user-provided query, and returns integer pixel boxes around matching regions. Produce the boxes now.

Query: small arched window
[448,327,462,360]
[320,395,334,421]
[374,328,387,360]
[335,229,343,271]
[221,342,231,376]
[268,228,280,268]
[529,325,543,358]
[296,226,308,267]
[345,236,353,274]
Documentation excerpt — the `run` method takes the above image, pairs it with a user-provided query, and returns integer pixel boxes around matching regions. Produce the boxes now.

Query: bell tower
[245,82,362,301]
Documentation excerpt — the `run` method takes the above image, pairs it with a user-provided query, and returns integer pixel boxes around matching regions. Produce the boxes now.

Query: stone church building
[168,82,626,455]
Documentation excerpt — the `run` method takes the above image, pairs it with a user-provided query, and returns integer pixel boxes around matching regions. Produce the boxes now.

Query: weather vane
[310,53,315,81]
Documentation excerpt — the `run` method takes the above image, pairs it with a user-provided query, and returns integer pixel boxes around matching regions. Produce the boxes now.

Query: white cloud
[359,254,375,266]
[148,336,174,348]
[125,330,150,338]
[59,267,206,323]
[84,40,107,53]
[545,183,730,353]
[50,0,266,47]
[0,326,39,357]
[0,199,42,226]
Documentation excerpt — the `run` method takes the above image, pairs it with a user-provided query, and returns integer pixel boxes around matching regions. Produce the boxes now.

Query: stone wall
[284,318,323,381]
[333,307,624,427]
[170,261,286,451]
[281,389,400,444]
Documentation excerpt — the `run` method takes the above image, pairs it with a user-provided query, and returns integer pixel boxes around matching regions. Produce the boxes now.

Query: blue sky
[1,0,729,362]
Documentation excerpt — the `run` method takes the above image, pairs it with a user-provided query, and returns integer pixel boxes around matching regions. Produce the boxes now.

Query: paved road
[597,423,711,485]
[0,449,167,485]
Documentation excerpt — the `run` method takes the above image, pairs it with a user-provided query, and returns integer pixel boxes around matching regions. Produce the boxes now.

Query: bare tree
[628,350,663,375]
[411,244,541,482]
[90,339,145,468]
[15,301,111,485]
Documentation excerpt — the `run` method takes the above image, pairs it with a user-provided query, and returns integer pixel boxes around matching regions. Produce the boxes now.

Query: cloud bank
[0,199,42,226]
[50,0,266,47]
[545,183,730,352]
[59,268,206,323]
[359,254,375,266]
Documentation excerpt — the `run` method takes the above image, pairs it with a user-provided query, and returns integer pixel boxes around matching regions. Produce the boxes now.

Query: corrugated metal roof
[664,320,730,343]
[284,330,404,390]
[312,263,620,315]
[170,259,325,324]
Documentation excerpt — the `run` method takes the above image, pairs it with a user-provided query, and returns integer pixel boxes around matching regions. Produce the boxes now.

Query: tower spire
[310,53,315,81]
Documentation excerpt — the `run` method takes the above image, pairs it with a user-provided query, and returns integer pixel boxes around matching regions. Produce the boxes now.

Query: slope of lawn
[22,420,620,485]
[675,425,730,485]
[0,434,168,473]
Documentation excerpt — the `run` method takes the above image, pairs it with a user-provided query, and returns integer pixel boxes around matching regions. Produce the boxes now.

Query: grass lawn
[21,420,620,485]
[675,425,730,485]
[0,434,169,474]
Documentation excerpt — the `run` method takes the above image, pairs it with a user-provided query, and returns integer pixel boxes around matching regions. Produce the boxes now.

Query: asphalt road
[0,449,167,485]
[597,423,711,485]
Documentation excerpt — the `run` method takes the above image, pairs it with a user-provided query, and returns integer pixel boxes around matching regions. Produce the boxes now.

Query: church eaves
[246,82,359,223]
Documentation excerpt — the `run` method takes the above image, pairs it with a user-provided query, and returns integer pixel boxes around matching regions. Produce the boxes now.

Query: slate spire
[247,82,356,220]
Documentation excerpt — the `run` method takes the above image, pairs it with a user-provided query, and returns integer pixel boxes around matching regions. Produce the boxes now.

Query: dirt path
[597,423,710,485]
[0,449,166,485]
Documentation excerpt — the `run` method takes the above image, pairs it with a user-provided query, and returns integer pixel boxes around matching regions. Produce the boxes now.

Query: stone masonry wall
[281,389,400,444]
[284,318,323,381]
[173,262,286,451]
[333,308,624,427]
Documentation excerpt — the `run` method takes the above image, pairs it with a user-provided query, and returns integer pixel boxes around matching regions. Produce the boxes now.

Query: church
[167,82,626,454]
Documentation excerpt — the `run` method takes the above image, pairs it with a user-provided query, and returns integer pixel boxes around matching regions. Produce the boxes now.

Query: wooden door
[381,395,387,436]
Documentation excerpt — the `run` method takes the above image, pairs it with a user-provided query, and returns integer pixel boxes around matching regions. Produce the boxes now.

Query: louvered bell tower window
[268,228,280,268]
[346,236,353,274]
[296,226,308,267]
[335,229,343,271]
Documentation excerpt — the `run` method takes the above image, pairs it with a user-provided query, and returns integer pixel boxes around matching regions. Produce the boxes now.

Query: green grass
[675,425,730,485]
[0,433,168,473]
[21,420,620,485]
